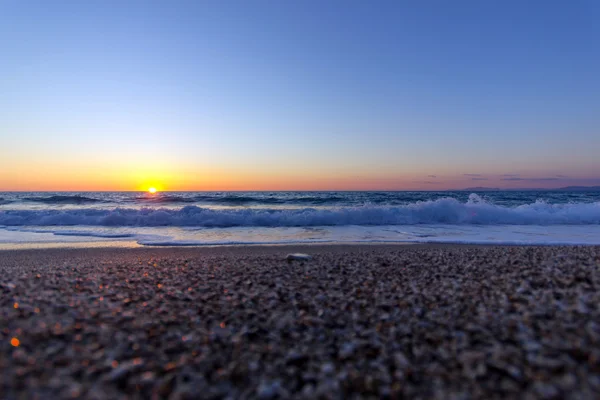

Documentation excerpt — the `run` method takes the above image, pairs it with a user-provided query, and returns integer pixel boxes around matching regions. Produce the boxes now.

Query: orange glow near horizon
[0,162,596,191]
[0,163,425,191]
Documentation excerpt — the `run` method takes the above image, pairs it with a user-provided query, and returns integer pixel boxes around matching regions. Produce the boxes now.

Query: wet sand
[1,244,600,399]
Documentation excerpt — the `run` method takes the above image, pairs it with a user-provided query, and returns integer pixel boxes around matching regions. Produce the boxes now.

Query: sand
[1,244,600,399]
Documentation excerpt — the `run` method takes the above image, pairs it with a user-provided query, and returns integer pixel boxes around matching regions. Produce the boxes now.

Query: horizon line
[1,186,599,193]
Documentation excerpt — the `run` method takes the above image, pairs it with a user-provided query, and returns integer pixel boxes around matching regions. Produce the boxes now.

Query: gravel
[1,244,600,399]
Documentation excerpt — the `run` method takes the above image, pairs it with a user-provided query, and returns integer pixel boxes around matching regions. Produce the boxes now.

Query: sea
[1,191,600,248]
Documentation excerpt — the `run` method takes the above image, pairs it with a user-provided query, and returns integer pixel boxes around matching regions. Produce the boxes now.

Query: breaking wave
[1,195,600,227]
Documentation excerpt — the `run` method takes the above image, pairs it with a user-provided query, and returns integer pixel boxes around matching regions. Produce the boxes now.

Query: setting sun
[148,187,157,194]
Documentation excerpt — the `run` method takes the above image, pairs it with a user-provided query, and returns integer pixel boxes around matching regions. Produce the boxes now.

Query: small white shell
[286,253,312,262]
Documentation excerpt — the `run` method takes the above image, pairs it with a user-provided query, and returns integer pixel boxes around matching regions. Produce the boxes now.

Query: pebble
[338,342,355,359]
[256,380,281,399]
[321,362,335,375]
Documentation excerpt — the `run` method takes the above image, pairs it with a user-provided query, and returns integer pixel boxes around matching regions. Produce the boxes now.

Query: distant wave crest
[2,194,600,227]
[194,194,346,205]
[23,195,103,204]
[133,195,197,203]
[131,194,348,205]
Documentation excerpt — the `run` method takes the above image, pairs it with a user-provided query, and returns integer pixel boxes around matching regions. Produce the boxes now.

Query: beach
[2,244,600,399]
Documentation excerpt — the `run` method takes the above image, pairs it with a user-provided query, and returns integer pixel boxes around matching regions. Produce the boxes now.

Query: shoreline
[2,244,600,398]
[0,243,442,259]
[2,240,600,252]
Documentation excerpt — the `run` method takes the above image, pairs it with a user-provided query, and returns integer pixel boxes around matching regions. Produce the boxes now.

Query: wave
[0,198,12,205]
[1,195,600,227]
[133,195,197,203]
[3,227,135,238]
[23,195,103,204]
[130,194,347,205]
[193,194,346,205]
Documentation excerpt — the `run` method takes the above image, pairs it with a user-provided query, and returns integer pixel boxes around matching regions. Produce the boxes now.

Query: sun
[148,187,157,194]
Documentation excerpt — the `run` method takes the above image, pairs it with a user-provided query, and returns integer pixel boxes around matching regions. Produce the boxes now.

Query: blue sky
[1,0,599,190]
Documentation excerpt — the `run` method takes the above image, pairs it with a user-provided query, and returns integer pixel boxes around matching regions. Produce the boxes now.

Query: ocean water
[1,191,599,248]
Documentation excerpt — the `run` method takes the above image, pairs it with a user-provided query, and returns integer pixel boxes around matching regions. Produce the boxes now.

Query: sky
[1,0,599,191]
